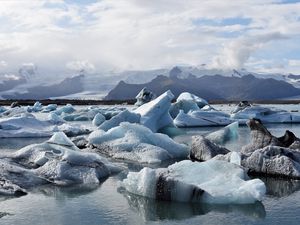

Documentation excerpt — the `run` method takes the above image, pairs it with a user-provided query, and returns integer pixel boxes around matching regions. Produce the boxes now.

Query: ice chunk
[42,104,57,112]
[99,110,140,131]
[134,90,174,132]
[230,151,241,166]
[135,87,156,106]
[190,136,230,161]
[121,160,266,204]
[47,132,78,149]
[53,104,76,115]
[206,122,239,145]
[169,100,199,118]
[27,101,43,112]
[5,133,121,186]
[231,102,300,124]
[92,113,106,126]
[0,106,7,113]
[48,112,65,125]
[177,92,208,108]
[174,110,234,127]
[0,113,54,137]
[88,122,189,164]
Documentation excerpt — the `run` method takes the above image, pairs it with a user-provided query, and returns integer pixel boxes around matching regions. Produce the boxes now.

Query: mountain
[105,73,300,101]
[2,74,84,100]
[0,75,27,92]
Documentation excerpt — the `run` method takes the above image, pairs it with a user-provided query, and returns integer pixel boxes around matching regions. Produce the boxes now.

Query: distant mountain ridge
[105,72,300,101]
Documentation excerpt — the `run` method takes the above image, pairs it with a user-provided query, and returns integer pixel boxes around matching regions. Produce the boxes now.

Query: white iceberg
[0,113,90,138]
[42,104,57,112]
[88,122,189,164]
[4,132,121,186]
[174,110,234,127]
[121,160,266,204]
[177,92,208,108]
[0,106,7,113]
[92,113,106,127]
[134,90,174,132]
[231,101,300,124]
[99,110,140,131]
[135,87,156,106]
[53,104,76,115]
[27,101,43,112]
[206,122,239,145]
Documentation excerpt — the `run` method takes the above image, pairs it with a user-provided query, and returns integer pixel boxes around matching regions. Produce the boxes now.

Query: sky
[0,0,300,77]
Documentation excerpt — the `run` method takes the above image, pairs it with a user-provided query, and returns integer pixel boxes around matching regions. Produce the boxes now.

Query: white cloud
[66,60,95,73]
[0,0,299,75]
[212,32,288,69]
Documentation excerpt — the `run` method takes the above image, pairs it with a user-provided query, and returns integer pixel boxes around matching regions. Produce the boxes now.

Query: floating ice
[48,112,65,125]
[42,104,58,112]
[177,92,208,108]
[135,87,156,106]
[134,90,174,132]
[0,113,90,138]
[0,132,122,187]
[206,122,239,145]
[99,110,140,131]
[169,100,199,118]
[231,102,300,124]
[92,113,106,127]
[0,106,7,113]
[174,110,234,127]
[88,122,189,164]
[53,104,76,115]
[121,160,266,204]
[0,113,54,138]
[27,101,42,112]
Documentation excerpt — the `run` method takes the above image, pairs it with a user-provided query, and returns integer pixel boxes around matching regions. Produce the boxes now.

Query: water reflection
[0,137,47,151]
[256,177,300,198]
[122,192,266,221]
[31,183,103,199]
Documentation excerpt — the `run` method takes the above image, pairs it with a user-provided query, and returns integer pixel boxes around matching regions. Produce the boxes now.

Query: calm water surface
[1,104,300,225]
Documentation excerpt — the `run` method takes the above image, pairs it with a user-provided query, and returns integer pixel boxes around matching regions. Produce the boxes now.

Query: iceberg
[135,87,156,106]
[88,122,189,164]
[190,136,230,161]
[134,90,174,132]
[27,101,43,112]
[174,110,234,127]
[0,106,7,113]
[92,113,106,127]
[53,104,76,115]
[42,104,57,112]
[0,113,90,138]
[121,160,266,204]
[205,122,239,145]
[99,110,140,131]
[231,101,300,124]
[0,113,54,138]
[177,92,209,108]
[0,132,121,192]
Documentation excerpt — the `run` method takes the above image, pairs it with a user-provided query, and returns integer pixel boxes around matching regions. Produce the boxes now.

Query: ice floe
[88,122,189,164]
[121,160,266,204]
[134,91,174,132]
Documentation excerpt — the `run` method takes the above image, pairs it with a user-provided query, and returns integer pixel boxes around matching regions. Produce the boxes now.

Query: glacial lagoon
[1,104,300,225]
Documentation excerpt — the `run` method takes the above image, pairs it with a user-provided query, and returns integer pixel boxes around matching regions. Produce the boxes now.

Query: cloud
[66,60,95,73]
[0,0,299,75]
[211,32,288,69]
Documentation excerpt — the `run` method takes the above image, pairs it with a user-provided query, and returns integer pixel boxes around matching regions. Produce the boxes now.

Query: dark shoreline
[0,99,300,106]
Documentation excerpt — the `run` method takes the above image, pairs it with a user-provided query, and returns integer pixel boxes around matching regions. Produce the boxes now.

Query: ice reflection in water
[121,191,266,221]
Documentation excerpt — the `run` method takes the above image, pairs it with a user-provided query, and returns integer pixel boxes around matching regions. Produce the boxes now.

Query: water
[1,104,300,225]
